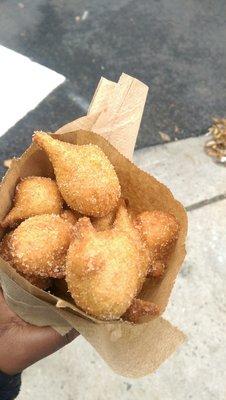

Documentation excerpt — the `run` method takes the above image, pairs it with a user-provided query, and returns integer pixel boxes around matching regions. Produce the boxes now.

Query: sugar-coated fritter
[2,214,74,278]
[147,260,166,278]
[60,209,80,225]
[123,299,159,323]
[1,177,63,228]
[0,233,51,289]
[33,132,121,217]
[0,232,13,264]
[113,202,150,291]
[134,210,180,278]
[66,217,141,320]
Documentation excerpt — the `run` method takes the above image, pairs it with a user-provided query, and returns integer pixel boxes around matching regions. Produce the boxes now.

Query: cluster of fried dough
[0,133,179,323]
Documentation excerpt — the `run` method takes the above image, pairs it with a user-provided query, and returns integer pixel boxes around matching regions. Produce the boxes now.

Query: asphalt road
[0,0,225,174]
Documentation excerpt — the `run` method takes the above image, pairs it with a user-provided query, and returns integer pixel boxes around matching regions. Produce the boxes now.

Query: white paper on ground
[0,45,65,137]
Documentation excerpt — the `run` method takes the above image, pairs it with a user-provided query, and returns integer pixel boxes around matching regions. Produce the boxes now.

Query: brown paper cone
[0,75,187,377]
[88,77,117,115]
[0,264,185,378]
[92,73,148,159]
[55,73,148,159]
[55,76,117,135]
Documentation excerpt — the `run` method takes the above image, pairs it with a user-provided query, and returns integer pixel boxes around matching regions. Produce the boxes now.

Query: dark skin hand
[0,289,79,375]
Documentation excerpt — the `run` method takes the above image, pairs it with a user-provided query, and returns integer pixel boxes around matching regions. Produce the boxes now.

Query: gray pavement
[133,135,226,208]
[17,136,226,400]
[0,0,225,158]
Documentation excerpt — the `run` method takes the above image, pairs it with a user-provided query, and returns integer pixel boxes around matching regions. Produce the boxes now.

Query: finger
[2,324,79,375]
[23,325,79,361]
[0,288,20,323]
[0,288,77,345]
[0,287,79,374]
[0,288,78,349]
[23,326,79,371]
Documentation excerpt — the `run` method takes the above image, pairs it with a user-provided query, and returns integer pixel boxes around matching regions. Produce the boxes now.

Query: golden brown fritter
[147,260,166,278]
[1,177,63,228]
[2,214,74,278]
[134,210,180,277]
[0,233,51,289]
[0,232,13,262]
[123,299,159,323]
[113,202,150,291]
[60,209,80,225]
[66,217,141,320]
[33,132,121,217]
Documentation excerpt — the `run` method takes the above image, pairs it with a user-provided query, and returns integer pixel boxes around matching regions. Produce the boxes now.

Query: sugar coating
[0,231,14,262]
[123,299,159,323]
[113,202,150,292]
[66,217,141,320]
[1,214,74,278]
[1,176,63,228]
[33,132,121,217]
[0,232,51,289]
[66,204,151,320]
[134,210,180,272]
[0,132,181,318]
[60,209,80,225]
[147,260,166,278]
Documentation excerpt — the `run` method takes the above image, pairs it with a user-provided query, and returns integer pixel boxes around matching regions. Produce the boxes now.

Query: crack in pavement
[186,193,226,212]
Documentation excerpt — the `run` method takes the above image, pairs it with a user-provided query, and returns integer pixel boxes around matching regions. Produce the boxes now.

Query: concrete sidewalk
[17,135,226,400]
[1,0,225,149]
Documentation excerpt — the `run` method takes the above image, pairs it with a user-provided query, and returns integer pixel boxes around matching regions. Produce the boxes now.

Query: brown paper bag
[56,73,148,159]
[0,74,187,378]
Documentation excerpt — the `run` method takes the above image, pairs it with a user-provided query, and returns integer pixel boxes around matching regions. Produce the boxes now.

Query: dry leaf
[159,131,171,142]
[205,118,226,163]
[3,159,12,168]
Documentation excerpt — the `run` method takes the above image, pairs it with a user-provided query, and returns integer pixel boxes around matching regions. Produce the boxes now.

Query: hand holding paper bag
[0,288,78,375]
[0,74,187,377]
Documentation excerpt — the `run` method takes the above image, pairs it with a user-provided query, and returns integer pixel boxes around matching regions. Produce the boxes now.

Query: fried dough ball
[147,260,166,278]
[66,217,141,320]
[2,215,74,278]
[60,209,80,225]
[113,202,150,291]
[134,210,180,277]
[1,177,63,228]
[33,132,121,217]
[0,232,13,262]
[0,233,51,289]
[123,299,159,323]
